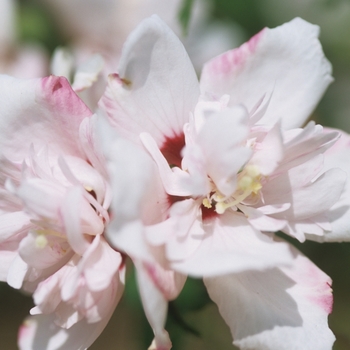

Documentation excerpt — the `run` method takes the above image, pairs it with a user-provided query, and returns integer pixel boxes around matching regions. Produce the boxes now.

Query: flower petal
[99,15,199,146]
[18,310,116,350]
[0,211,31,243]
[200,18,333,129]
[204,244,335,350]
[0,75,91,161]
[196,106,252,196]
[61,186,95,255]
[135,260,172,350]
[309,128,350,241]
[171,212,293,277]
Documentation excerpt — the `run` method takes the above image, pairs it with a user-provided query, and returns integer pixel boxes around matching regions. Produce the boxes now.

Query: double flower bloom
[0,15,349,350]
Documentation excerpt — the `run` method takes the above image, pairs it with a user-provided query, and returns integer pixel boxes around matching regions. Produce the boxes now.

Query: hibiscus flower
[0,74,175,349]
[99,15,349,349]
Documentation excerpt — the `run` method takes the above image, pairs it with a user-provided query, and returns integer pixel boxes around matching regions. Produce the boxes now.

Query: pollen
[245,164,260,178]
[202,198,212,208]
[84,185,93,192]
[215,202,227,214]
[35,234,48,249]
[238,175,253,190]
[213,164,262,214]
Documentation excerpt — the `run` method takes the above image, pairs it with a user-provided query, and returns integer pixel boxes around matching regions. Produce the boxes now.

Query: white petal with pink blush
[200,17,333,129]
[0,75,141,350]
[204,244,335,350]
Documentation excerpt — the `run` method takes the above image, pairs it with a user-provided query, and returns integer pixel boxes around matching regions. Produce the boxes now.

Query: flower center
[203,165,262,214]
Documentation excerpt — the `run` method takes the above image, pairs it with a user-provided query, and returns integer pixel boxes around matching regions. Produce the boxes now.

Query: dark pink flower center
[160,132,185,168]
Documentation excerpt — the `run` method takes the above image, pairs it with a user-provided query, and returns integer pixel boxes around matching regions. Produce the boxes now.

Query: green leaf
[178,0,196,36]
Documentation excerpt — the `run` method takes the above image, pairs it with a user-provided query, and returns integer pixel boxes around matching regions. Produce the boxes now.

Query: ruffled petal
[98,118,166,262]
[204,244,334,350]
[0,211,31,243]
[171,212,293,277]
[309,128,350,241]
[200,18,333,129]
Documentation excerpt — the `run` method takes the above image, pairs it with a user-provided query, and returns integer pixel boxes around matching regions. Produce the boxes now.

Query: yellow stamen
[213,164,262,214]
[202,198,212,208]
[36,229,64,239]
[84,185,93,192]
[35,235,48,249]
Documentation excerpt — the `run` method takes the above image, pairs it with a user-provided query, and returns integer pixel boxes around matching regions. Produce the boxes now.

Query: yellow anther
[35,235,48,249]
[36,229,64,239]
[215,202,228,214]
[212,192,225,202]
[238,176,253,190]
[245,165,260,178]
[84,185,93,192]
[251,182,262,194]
[202,198,212,209]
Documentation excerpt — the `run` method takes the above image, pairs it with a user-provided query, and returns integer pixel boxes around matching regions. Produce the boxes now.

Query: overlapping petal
[99,15,200,146]
[308,128,350,241]
[0,75,92,161]
[204,244,335,350]
[171,212,293,277]
[200,18,333,129]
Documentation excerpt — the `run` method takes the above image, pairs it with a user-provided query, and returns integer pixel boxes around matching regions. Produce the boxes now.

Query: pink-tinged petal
[135,260,172,350]
[0,211,31,243]
[142,261,187,301]
[78,115,108,179]
[172,212,293,277]
[98,118,154,224]
[0,156,22,188]
[61,186,95,255]
[77,235,122,293]
[204,244,335,350]
[146,199,200,247]
[19,231,71,270]
[18,306,118,350]
[60,268,123,326]
[0,75,92,161]
[309,128,350,241]
[98,118,166,261]
[55,155,106,204]
[32,272,63,315]
[99,15,199,146]
[16,178,65,221]
[200,18,333,129]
